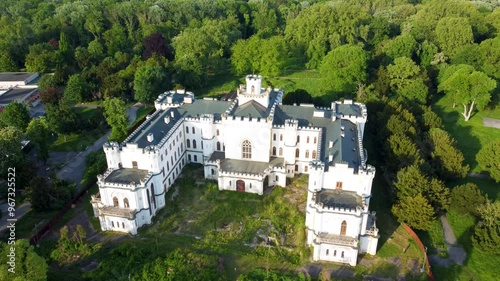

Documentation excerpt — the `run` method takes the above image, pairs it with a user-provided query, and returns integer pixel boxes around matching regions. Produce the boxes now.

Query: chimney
[170,111,174,118]
[164,116,170,124]
[147,133,154,142]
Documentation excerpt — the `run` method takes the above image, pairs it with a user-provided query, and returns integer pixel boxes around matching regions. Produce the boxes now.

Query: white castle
[90,75,379,265]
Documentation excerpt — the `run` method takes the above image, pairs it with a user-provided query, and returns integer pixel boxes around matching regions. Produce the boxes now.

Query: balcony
[315,233,358,248]
[99,206,136,219]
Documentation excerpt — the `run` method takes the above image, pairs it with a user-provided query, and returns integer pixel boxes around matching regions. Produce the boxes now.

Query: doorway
[236,180,245,192]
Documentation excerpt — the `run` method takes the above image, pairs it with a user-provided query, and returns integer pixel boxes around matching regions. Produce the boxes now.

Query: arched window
[187,139,191,148]
[326,249,329,256]
[211,168,215,175]
[113,197,118,207]
[314,136,317,144]
[341,221,347,236]
[242,140,251,159]
[192,127,195,134]
[273,134,276,141]
[312,150,317,159]
[280,134,283,141]
[132,161,138,168]
[217,142,221,151]
[341,251,344,258]
[305,150,309,158]
[111,221,114,227]
[272,146,276,156]
[122,222,125,228]
[334,250,337,256]
[297,135,300,143]
[186,126,189,133]
[279,147,283,156]
[123,198,129,208]
[307,136,310,143]
[295,148,300,158]
[217,129,220,136]
[305,166,308,172]
[193,140,197,149]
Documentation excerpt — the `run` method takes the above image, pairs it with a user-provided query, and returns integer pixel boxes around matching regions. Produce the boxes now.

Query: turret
[245,75,262,94]
[103,142,120,169]
[201,114,215,160]
[308,160,325,192]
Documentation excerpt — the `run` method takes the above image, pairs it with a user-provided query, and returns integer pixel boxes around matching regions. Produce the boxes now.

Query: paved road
[56,103,142,188]
[0,200,31,236]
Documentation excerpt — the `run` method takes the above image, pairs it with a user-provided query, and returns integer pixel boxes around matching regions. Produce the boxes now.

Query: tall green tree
[476,140,500,182]
[63,74,89,104]
[386,57,428,103]
[383,34,418,61]
[0,126,26,180]
[451,183,488,216]
[392,194,435,230]
[426,128,469,179]
[435,17,474,57]
[0,102,30,132]
[438,65,496,121]
[133,66,169,104]
[26,117,51,163]
[319,45,367,94]
[473,201,500,254]
[479,36,500,79]
[24,43,56,73]
[103,97,129,142]
[0,239,48,281]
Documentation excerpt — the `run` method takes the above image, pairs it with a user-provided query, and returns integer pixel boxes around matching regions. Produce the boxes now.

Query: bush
[472,201,500,254]
[81,150,107,186]
[450,183,487,216]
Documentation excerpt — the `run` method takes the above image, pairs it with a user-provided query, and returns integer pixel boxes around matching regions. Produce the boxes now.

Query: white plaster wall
[360,235,378,255]
[311,211,363,237]
[222,119,272,162]
[314,244,358,266]
[219,176,264,195]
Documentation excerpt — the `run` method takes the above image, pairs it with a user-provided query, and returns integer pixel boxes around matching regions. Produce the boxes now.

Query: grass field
[432,94,500,173]
[51,107,107,152]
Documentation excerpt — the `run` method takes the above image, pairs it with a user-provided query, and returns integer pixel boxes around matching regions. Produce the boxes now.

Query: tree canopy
[476,140,500,182]
[0,102,30,132]
[320,45,367,94]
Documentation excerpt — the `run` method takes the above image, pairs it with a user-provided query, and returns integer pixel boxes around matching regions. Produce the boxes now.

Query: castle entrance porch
[236,180,245,192]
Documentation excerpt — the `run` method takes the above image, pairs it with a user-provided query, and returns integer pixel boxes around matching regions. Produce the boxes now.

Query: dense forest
[0,0,499,280]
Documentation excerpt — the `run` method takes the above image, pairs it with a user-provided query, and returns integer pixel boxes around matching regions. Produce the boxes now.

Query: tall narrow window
[279,147,283,156]
[340,220,347,236]
[295,165,298,172]
[113,197,119,207]
[305,166,308,172]
[341,251,344,258]
[297,135,300,143]
[111,221,114,228]
[295,148,300,158]
[194,155,197,162]
[326,249,329,256]
[314,136,317,144]
[186,126,189,133]
[122,222,125,228]
[273,134,276,141]
[312,150,317,159]
[334,250,337,257]
[187,139,191,148]
[305,150,309,158]
[211,168,215,175]
[272,146,276,156]
[280,134,283,141]
[132,161,138,168]
[307,136,310,143]
[336,181,343,190]
[242,140,252,159]
[217,142,221,151]
[193,140,197,149]
[217,129,220,136]
[123,198,129,208]
[192,127,195,134]
[188,154,191,161]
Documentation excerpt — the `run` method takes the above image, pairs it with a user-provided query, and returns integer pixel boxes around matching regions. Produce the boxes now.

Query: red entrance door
[236,180,245,192]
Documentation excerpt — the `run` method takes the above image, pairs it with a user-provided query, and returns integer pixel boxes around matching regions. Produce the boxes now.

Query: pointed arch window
[314,136,317,144]
[186,126,189,133]
[341,251,344,258]
[242,140,252,159]
[279,147,283,156]
[297,135,300,143]
[123,198,129,208]
[193,140,197,149]
[334,250,337,256]
[312,150,317,159]
[113,197,119,207]
[192,127,195,134]
[272,146,276,156]
[340,221,347,236]
[217,141,221,151]
[217,129,220,136]
[326,249,329,256]
[295,148,300,158]
[187,139,191,148]
[305,150,309,158]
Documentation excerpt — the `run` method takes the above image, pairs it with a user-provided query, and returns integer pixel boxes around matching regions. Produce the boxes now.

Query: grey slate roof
[105,168,149,184]
[335,103,362,117]
[220,157,284,175]
[177,99,232,120]
[128,109,181,147]
[0,88,38,105]
[0,72,35,82]
[233,100,268,118]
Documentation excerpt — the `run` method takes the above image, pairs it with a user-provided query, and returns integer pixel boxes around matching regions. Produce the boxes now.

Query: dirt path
[429,215,467,267]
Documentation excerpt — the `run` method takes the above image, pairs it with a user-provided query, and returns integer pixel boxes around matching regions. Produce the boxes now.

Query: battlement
[103,141,120,151]
[154,89,195,110]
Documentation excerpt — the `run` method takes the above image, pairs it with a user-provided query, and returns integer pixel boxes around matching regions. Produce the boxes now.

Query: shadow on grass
[432,102,482,171]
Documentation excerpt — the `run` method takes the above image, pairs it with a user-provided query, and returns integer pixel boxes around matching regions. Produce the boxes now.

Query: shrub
[450,183,487,216]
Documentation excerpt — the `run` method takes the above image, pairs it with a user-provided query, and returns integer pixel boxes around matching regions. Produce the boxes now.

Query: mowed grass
[432,94,500,173]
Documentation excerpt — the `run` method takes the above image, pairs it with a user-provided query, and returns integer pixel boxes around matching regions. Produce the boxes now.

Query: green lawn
[432,94,500,173]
